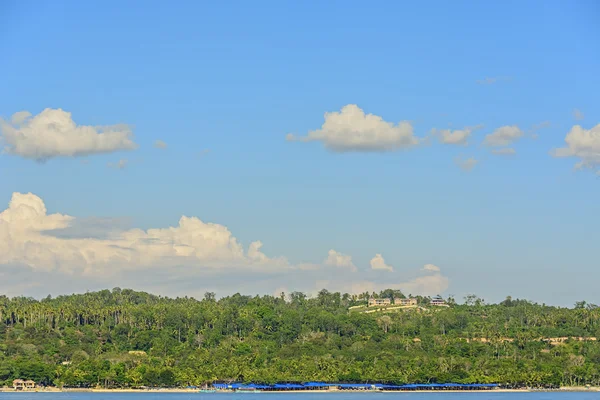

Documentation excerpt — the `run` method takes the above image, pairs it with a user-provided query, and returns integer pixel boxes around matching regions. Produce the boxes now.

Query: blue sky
[0,0,599,305]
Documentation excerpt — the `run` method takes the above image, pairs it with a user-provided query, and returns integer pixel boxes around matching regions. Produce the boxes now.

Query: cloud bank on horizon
[0,192,448,298]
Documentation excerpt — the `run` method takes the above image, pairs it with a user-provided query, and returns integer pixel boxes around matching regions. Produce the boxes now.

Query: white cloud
[107,159,128,169]
[324,249,357,271]
[430,125,482,146]
[50,217,132,239]
[422,263,440,272]
[316,270,449,297]
[484,125,523,147]
[492,148,516,156]
[10,111,32,125]
[0,193,452,299]
[154,140,167,149]
[370,254,393,272]
[432,128,469,145]
[0,108,137,161]
[573,109,584,121]
[454,156,478,172]
[551,124,600,171]
[287,104,419,152]
[0,192,288,275]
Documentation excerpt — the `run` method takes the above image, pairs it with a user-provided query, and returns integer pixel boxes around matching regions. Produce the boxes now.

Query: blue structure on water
[210,382,498,391]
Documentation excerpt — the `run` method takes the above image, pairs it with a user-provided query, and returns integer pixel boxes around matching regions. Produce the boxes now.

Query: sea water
[0,393,599,400]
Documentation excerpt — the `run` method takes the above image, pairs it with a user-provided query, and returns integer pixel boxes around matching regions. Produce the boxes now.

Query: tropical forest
[1,288,600,388]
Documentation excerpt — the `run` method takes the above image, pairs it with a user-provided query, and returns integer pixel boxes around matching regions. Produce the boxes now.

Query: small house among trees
[13,379,36,390]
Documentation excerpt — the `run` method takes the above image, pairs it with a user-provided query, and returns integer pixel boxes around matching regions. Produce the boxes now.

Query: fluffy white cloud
[370,254,393,272]
[0,108,136,161]
[10,111,32,125]
[573,109,584,121]
[436,129,466,145]
[454,156,478,172]
[154,140,167,149]
[431,125,483,146]
[551,124,600,171]
[422,263,440,272]
[492,148,516,156]
[484,125,523,147]
[324,249,357,271]
[0,192,288,275]
[287,104,419,152]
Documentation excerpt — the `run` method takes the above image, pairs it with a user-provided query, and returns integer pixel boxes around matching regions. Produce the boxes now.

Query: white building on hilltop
[430,295,447,306]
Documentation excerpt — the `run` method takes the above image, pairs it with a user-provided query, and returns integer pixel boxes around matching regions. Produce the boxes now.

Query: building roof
[303,382,338,387]
[338,383,373,388]
[272,383,304,389]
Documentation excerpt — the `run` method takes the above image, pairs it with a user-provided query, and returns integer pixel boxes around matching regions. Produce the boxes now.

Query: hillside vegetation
[1,289,600,388]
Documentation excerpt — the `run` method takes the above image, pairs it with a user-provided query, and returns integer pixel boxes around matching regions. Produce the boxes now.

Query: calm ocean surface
[0,393,599,400]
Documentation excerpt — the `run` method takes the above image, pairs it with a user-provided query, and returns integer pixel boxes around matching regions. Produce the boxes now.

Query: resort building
[13,379,36,390]
[396,298,418,306]
[368,297,418,307]
[430,295,447,306]
[368,298,391,307]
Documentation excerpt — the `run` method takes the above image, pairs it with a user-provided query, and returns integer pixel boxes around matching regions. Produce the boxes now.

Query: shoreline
[1,387,599,394]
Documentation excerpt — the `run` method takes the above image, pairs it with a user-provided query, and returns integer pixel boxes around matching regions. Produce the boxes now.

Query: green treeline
[1,288,600,388]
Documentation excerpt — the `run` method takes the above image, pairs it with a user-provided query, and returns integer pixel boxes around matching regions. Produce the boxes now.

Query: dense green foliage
[1,288,600,388]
